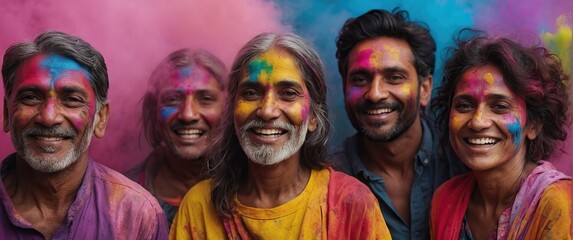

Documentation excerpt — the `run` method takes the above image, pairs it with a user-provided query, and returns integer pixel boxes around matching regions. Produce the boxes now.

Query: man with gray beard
[329,9,466,239]
[0,31,167,239]
[170,32,391,239]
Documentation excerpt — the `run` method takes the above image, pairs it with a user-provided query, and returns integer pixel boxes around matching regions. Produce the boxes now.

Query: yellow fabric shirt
[170,168,390,239]
[234,168,327,239]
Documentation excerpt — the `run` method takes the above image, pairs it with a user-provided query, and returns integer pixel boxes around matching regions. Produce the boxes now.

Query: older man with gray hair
[1,31,167,239]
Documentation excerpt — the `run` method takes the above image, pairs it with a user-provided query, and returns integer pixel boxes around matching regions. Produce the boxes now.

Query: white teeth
[37,136,64,141]
[367,108,392,114]
[254,128,283,135]
[467,137,498,145]
[177,129,204,139]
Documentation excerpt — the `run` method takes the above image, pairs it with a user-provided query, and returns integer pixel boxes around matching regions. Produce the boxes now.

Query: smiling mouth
[465,137,501,145]
[251,128,287,138]
[175,129,205,139]
[366,108,393,115]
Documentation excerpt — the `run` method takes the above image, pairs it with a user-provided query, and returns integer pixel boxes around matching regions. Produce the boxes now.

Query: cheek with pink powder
[345,86,364,107]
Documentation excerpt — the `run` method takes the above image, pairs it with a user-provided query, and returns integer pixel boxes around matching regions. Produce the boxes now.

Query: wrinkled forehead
[11,54,93,96]
[155,64,219,91]
[240,48,305,86]
[18,53,90,81]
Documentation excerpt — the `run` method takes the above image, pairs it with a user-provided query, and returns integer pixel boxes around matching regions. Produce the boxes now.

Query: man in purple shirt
[0,31,168,239]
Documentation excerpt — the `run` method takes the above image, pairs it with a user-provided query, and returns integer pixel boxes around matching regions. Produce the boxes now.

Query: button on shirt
[0,154,169,240]
[329,118,466,240]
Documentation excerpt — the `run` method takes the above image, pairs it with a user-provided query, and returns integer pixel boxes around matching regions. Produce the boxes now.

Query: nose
[467,106,491,131]
[365,75,389,103]
[178,95,200,122]
[256,92,280,121]
[35,97,64,127]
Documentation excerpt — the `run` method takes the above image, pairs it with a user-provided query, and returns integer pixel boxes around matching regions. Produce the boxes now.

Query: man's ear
[419,75,433,107]
[308,113,317,133]
[94,104,109,138]
[3,98,9,132]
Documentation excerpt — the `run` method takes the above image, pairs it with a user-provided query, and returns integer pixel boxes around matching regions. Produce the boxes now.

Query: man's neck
[360,116,423,176]
[162,149,206,181]
[238,152,311,209]
[5,155,87,208]
[3,154,88,239]
[153,149,206,199]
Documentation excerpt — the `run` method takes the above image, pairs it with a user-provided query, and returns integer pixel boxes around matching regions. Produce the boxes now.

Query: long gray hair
[209,32,331,217]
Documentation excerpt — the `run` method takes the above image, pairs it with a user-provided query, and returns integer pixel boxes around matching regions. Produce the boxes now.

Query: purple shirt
[0,153,169,239]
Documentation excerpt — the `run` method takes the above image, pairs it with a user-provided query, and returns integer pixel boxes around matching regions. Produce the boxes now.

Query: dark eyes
[18,94,42,106]
[279,89,301,100]
[161,93,218,106]
[454,102,473,112]
[239,88,301,101]
[453,101,512,113]
[240,89,260,101]
[348,73,406,86]
[349,75,369,86]
[17,94,86,107]
[388,74,406,82]
[63,96,87,107]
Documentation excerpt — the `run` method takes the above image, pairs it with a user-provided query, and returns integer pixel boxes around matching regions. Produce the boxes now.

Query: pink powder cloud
[0,0,287,172]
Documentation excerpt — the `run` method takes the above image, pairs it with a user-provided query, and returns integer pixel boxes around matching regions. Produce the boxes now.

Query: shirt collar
[347,117,436,180]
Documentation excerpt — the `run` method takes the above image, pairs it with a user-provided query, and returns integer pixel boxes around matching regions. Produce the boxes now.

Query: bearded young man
[170,32,391,239]
[330,9,466,239]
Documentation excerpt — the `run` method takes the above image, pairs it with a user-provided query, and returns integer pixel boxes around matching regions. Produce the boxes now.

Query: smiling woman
[430,31,572,239]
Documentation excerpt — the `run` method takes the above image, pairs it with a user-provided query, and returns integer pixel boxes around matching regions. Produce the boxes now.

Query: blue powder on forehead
[178,66,192,79]
[39,54,91,88]
[247,58,273,82]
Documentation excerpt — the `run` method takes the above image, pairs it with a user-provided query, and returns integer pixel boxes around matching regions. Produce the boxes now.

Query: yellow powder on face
[369,49,382,70]
[475,109,483,122]
[450,115,463,130]
[483,72,494,85]
[235,49,307,124]
[399,84,412,96]
[255,49,302,86]
[382,45,400,60]
[235,99,258,120]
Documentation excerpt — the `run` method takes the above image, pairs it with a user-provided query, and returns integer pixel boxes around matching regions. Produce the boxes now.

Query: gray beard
[238,119,308,166]
[12,115,97,173]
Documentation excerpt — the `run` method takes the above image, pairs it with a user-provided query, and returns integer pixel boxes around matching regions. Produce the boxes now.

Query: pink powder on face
[346,87,364,106]
[354,48,374,70]
[0,0,287,172]
[464,70,492,102]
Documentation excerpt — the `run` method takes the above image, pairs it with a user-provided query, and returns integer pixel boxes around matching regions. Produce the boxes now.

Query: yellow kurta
[170,168,390,239]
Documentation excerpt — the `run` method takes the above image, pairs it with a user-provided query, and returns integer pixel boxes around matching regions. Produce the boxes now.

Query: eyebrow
[348,66,409,76]
[238,79,303,89]
[14,86,44,96]
[59,86,89,97]
[452,93,513,102]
